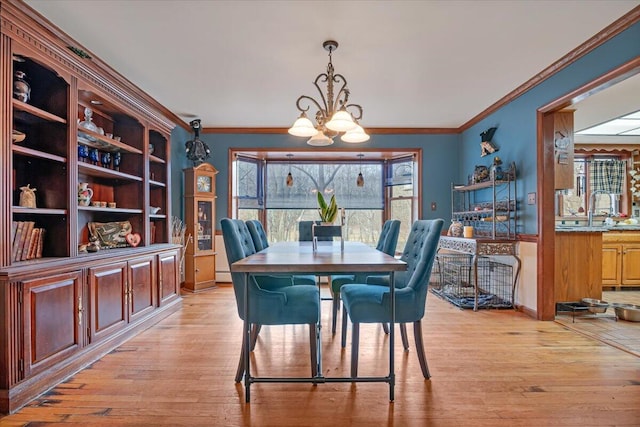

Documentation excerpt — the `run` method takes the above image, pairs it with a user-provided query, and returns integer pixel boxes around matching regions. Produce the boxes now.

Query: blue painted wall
[460,21,640,235]
[168,132,460,229]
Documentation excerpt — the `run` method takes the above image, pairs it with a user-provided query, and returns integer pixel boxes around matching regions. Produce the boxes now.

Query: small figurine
[480,127,499,157]
[19,184,37,208]
[491,156,504,180]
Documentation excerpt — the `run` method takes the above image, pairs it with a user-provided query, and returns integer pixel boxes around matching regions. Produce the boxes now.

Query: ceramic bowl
[150,206,161,214]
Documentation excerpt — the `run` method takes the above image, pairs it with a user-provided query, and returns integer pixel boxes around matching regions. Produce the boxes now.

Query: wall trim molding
[200,127,459,135]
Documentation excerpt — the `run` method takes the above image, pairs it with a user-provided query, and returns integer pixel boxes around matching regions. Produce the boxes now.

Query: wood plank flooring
[1,285,639,426]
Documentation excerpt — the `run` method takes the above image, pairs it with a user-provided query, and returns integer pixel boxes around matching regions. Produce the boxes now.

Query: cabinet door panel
[88,263,127,343]
[622,245,640,285]
[129,256,156,322]
[602,244,621,286]
[22,271,82,377]
[195,255,216,285]
[158,251,179,305]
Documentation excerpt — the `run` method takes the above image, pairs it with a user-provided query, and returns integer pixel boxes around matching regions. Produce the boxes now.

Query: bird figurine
[480,127,499,157]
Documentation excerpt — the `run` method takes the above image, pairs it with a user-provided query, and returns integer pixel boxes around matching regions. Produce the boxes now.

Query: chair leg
[309,323,318,377]
[350,322,360,378]
[413,320,430,379]
[250,324,261,351]
[341,305,348,348]
[382,322,390,334]
[332,293,340,335]
[400,323,409,350]
[235,339,245,383]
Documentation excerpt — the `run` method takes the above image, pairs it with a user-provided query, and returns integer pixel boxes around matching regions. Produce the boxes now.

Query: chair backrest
[221,218,258,317]
[376,219,401,256]
[298,220,333,242]
[246,220,269,251]
[398,219,444,316]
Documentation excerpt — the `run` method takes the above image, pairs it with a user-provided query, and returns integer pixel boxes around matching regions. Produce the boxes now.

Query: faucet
[587,190,609,226]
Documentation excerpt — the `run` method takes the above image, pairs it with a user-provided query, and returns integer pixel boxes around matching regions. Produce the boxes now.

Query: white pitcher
[77,183,93,207]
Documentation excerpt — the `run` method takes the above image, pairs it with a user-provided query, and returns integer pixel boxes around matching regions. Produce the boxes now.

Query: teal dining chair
[246,219,317,286]
[221,218,320,382]
[341,218,444,379]
[329,220,401,345]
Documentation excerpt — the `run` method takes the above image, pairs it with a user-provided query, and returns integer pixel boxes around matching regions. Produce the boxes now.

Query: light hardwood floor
[1,285,639,426]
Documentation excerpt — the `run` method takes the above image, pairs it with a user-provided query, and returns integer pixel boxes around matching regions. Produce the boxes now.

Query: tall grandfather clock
[184,163,218,292]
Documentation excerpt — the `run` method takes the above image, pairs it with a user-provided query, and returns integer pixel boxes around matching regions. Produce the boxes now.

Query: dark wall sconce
[185,119,211,166]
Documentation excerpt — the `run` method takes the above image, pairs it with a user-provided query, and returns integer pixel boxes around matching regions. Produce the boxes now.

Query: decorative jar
[77,183,94,207]
[13,71,31,102]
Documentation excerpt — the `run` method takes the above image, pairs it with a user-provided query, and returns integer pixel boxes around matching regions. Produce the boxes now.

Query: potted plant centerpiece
[314,193,343,250]
[317,192,338,225]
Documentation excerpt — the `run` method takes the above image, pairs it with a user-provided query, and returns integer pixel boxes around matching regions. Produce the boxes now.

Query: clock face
[197,175,212,192]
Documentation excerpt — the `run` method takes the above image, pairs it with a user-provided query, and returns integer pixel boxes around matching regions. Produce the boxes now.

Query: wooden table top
[231,241,406,274]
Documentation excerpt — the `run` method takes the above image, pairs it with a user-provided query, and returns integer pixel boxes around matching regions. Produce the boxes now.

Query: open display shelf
[1,3,181,414]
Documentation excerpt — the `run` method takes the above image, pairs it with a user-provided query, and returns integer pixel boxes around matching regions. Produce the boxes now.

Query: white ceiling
[24,0,640,131]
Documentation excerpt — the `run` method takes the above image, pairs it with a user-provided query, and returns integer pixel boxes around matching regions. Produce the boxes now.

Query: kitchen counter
[554,232,602,302]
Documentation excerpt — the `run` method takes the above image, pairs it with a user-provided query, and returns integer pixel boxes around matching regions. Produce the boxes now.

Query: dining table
[230,240,407,402]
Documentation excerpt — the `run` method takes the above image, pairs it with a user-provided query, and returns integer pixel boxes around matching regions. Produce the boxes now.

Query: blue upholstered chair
[246,219,317,286]
[329,220,401,344]
[221,218,320,382]
[341,219,444,379]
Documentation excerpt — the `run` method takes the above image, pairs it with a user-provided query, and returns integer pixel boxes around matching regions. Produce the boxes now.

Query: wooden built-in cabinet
[1,1,181,414]
[602,232,640,289]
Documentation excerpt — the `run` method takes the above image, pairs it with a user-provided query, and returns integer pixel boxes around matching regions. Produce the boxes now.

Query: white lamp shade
[326,109,357,132]
[307,130,334,146]
[288,116,318,137]
[341,125,370,143]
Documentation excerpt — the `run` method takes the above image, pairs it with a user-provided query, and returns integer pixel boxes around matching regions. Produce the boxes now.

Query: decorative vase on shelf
[447,220,463,237]
[79,107,99,141]
[491,156,504,180]
[77,183,93,207]
[13,71,31,103]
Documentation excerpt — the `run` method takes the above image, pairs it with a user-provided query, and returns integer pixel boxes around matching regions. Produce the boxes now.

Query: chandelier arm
[344,104,364,122]
[295,94,327,120]
[331,74,350,111]
[312,73,331,114]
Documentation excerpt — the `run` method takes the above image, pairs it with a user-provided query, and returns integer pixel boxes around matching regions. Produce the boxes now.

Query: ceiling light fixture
[356,154,365,187]
[288,40,369,146]
[286,154,294,187]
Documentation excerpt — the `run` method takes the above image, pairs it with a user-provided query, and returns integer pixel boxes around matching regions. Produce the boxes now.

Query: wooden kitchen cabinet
[602,232,640,289]
[555,230,602,302]
[602,243,622,286]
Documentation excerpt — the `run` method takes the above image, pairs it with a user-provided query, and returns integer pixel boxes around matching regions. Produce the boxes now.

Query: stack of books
[11,221,46,261]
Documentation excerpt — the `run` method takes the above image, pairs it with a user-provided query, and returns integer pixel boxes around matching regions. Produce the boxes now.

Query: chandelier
[288,40,369,146]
